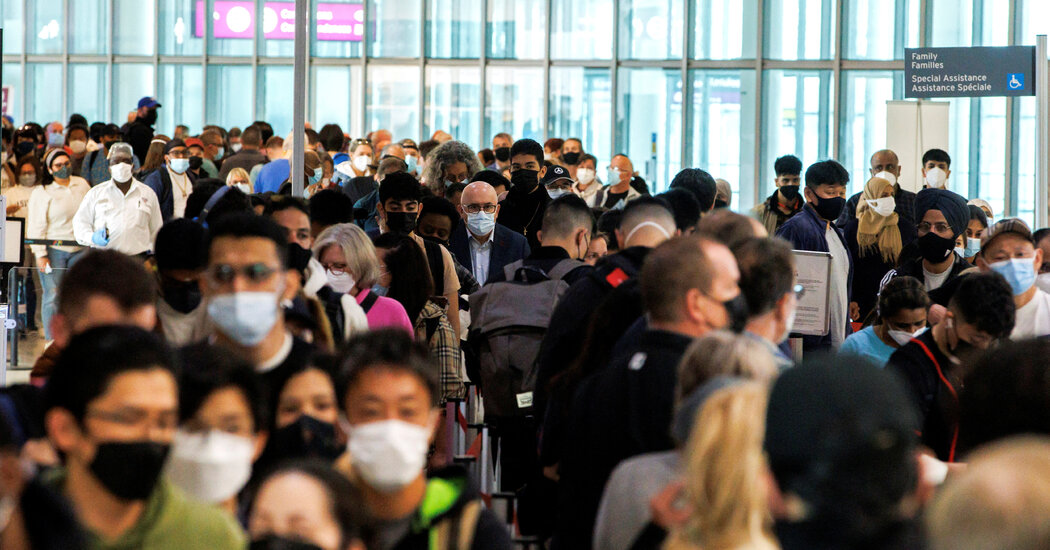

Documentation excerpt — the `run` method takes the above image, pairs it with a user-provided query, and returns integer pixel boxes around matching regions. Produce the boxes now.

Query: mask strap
[625,221,672,244]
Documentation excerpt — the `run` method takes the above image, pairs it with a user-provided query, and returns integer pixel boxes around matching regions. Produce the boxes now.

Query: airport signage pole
[291,0,308,198]
[1036,36,1047,228]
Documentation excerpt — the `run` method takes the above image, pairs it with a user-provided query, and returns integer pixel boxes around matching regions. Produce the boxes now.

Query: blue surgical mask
[47,133,64,148]
[963,237,981,258]
[169,158,190,174]
[371,284,388,297]
[466,211,496,237]
[309,168,323,186]
[207,291,280,346]
[989,257,1037,296]
[216,146,225,158]
[405,155,418,173]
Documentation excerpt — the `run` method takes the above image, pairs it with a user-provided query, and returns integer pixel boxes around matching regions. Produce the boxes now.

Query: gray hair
[312,223,380,288]
[421,140,484,196]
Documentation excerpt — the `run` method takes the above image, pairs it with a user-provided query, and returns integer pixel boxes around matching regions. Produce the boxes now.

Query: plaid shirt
[415,301,465,401]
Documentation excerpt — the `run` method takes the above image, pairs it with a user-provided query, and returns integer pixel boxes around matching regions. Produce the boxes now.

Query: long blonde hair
[664,383,779,550]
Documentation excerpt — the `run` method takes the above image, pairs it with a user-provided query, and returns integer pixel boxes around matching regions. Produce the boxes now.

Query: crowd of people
[0,97,1049,550]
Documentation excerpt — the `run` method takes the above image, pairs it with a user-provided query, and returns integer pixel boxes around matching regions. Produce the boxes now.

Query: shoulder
[154,482,246,548]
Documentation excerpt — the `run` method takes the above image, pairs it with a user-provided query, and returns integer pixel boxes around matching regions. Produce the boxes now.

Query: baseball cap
[183,137,205,150]
[981,218,1033,252]
[540,165,573,187]
[137,96,161,109]
[163,138,186,154]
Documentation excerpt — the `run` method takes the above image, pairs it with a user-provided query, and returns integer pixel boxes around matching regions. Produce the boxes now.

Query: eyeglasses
[917,222,952,234]
[321,262,349,275]
[463,203,498,214]
[207,263,279,285]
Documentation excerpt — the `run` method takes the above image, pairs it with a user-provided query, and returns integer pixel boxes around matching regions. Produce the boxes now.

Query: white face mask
[231,143,242,152]
[353,155,371,173]
[925,167,948,189]
[326,269,356,294]
[69,140,87,154]
[888,327,926,346]
[348,419,431,493]
[110,163,133,183]
[780,305,797,344]
[577,168,596,185]
[865,196,896,217]
[232,182,253,195]
[546,187,571,200]
[873,170,897,186]
[165,429,255,504]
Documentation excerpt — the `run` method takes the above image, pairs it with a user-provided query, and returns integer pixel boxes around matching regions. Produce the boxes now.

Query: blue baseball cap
[137,96,161,109]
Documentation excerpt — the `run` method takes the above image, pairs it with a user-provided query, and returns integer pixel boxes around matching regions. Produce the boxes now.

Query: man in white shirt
[72,143,163,257]
[977,218,1050,339]
[448,180,530,286]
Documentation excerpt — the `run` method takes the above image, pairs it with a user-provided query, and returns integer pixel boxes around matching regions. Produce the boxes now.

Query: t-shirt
[603,190,629,209]
[825,223,849,347]
[1012,288,1050,339]
[922,262,952,291]
[4,183,35,218]
[255,158,290,193]
[838,325,896,367]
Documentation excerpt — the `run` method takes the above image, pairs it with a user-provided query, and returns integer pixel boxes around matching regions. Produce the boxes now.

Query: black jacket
[886,330,960,461]
[498,184,549,250]
[123,117,154,164]
[889,251,973,306]
[217,149,268,181]
[342,175,376,205]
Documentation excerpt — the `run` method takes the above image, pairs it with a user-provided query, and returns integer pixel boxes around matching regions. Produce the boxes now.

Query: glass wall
[0,0,1045,217]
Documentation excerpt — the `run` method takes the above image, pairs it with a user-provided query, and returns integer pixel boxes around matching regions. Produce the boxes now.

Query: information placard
[905,46,1036,99]
[790,250,832,337]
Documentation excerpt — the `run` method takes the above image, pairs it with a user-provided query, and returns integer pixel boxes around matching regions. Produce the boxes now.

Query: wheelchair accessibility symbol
[1008,73,1025,90]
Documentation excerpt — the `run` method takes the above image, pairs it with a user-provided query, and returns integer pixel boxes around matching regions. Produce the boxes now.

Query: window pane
[551,0,613,60]
[843,0,919,60]
[975,98,1007,217]
[549,68,612,164]
[619,0,683,60]
[312,65,361,136]
[1017,97,1037,225]
[616,68,682,192]
[928,0,973,47]
[688,70,757,209]
[160,0,203,55]
[485,67,544,145]
[488,0,545,59]
[158,65,203,136]
[113,0,155,55]
[765,0,835,60]
[258,66,295,137]
[941,98,973,197]
[367,65,419,141]
[68,64,109,124]
[3,0,24,55]
[70,0,110,55]
[29,2,63,55]
[425,67,479,146]
[693,0,757,59]
[206,65,253,132]
[980,0,1009,46]
[760,70,834,199]
[1021,0,1050,44]
[840,72,898,196]
[207,1,255,56]
[312,0,364,58]
[3,64,23,123]
[427,0,481,58]
[28,64,63,125]
[368,0,421,58]
[112,64,155,128]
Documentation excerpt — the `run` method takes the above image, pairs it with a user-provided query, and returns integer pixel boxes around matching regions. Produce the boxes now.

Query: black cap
[470,169,510,189]
[540,164,573,187]
[163,138,186,154]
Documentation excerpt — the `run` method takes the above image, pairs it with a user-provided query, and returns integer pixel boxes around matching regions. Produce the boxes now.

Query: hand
[91,228,110,247]
[5,205,18,215]
[849,301,861,321]
[649,480,692,529]
[37,257,50,271]
[928,304,948,327]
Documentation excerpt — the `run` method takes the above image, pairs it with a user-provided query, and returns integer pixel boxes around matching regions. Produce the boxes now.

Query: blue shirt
[255,158,290,193]
[838,325,896,367]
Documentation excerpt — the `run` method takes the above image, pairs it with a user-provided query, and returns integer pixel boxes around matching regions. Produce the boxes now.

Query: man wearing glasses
[144,138,197,221]
[449,180,530,286]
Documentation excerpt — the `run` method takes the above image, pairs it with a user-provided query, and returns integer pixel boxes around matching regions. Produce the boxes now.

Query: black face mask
[494,147,511,162]
[511,169,539,193]
[90,441,171,501]
[385,211,418,236]
[562,152,581,166]
[162,278,202,314]
[249,535,323,550]
[421,234,450,248]
[714,199,728,209]
[15,142,34,157]
[722,294,750,333]
[811,194,845,221]
[779,185,800,201]
[260,415,343,466]
[143,109,158,125]
[918,232,956,263]
[188,156,203,170]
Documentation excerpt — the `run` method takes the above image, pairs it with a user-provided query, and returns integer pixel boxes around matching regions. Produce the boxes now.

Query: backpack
[467,258,584,418]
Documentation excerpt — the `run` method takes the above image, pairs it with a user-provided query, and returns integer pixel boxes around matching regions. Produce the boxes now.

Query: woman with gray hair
[312,223,414,337]
[420,140,484,197]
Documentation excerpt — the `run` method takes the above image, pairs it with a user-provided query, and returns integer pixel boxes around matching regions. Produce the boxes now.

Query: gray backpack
[467,259,584,418]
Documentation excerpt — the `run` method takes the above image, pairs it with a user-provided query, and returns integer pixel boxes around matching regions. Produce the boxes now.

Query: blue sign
[905,46,1037,98]
[1008,73,1025,90]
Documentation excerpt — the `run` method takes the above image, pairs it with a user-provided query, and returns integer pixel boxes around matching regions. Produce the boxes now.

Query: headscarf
[915,188,969,237]
[856,177,902,264]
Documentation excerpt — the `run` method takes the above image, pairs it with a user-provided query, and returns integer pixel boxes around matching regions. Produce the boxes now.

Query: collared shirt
[27,176,90,258]
[168,167,192,218]
[72,178,163,256]
[469,233,494,285]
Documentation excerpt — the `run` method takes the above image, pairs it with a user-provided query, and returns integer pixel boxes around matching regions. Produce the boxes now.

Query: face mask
[18,174,36,187]
[326,269,355,294]
[47,133,64,148]
[144,109,159,125]
[562,152,581,165]
[308,168,323,186]
[779,306,797,344]
[888,327,924,346]
[69,140,87,154]
[207,291,280,346]
[577,168,596,185]
[607,167,622,185]
[421,234,450,248]
[989,257,1037,296]
[511,169,539,192]
[371,284,389,297]
[385,211,418,236]
[721,294,750,333]
[169,158,190,174]
[466,211,496,237]
[166,429,255,504]
[52,165,71,180]
[234,182,253,195]
[954,246,966,258]
[444,179,463,189]
[963,237,981,258]
[90,441,171,500]
[779,185,800,201]
[110,162,133,183]
[494,147,511,162]
[232,143,242,153]
[918,232,956,264]
[714,199,728,209]
[865,197,896,217]
[261,415,343,465]
[348,419,431,493]
[163,279,202,314]
[543,152,552,161]
[353,155,370,173]
[188,156,203,170]
[15,142,34,157]
[405,154,418,172]
[873,170,898,186]
[811,194,846,221]
[925,167,948,189]
[216,146,225,158]
[249,535,323,550]
[1038,272,1050,294]
[546,187,571,200]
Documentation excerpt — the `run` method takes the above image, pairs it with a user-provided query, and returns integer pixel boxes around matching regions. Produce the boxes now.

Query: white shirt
[168,168,191,219]
[27,176,90,259]
[4,183,34,218]
[72,178,163,256]
[156,299,214,346]
[574,180,602,208]
[469,233,494,286]
[922,262,952,291]
[1012,288,1050,339]
[825,223,849,347]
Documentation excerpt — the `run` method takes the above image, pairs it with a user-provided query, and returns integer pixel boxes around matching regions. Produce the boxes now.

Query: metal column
[291,0,308,197]
[1036,35,1048,227]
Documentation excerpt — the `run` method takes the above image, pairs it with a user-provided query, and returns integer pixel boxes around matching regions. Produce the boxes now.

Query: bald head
[619,199,676,249]
[459,181,500,224]
[870,149,901,179]
[381,143,406,160]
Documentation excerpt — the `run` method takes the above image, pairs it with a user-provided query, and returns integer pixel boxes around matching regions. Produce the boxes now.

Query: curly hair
[421,140,483,197]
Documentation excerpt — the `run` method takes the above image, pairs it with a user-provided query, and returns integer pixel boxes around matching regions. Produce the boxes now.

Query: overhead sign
[905,46,1036,98]
[195,1,363,41]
